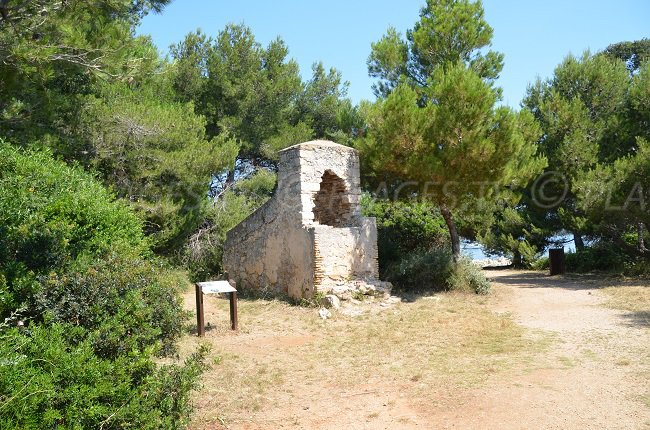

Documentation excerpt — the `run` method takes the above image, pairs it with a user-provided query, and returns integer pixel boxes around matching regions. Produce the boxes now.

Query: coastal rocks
[472,256,512,268]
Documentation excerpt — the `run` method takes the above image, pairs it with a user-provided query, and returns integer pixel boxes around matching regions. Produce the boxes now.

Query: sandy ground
[427,270,650,430]
[188,270,650,430]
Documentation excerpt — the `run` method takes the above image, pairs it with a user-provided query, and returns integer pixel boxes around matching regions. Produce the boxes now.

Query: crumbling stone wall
[223,140,381,299]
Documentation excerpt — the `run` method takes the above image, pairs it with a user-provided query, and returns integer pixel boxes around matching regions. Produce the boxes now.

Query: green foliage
[35,255,186,357]
[526,47,650,268]
[385,247,454,291]
[80,82,239,252]
[368,0,504,98]
[294,62,350,139]
[479,205,548,267]
[183,169,276,282]
[359,63,544,259]
[0,142,147,317]
[0,142,204,427]
[564,245,629,273]
[361,195,448,273]
[447,257,491,295]
[385,248,489,294]
[363,0,544,261]
[0,0,167,144]
[0,324,207,430]
[603,38,650,74]
[170,23,356,170]
[523,51,632,246]
[172,25,302,158]
[576,137,650,231]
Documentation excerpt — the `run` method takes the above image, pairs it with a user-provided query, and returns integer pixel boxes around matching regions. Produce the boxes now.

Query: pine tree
[360,0,545,261]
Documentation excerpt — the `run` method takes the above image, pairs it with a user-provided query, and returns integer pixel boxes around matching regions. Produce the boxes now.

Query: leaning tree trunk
[440,204,461,263]
[638,222,647,254]
[226,167,236,186]
[573,231,585,250]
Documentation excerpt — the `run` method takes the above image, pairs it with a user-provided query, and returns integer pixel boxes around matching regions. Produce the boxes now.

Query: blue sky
[137,0,649,107]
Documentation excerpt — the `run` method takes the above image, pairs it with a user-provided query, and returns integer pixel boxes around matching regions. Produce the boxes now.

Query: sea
[461,235,576,262]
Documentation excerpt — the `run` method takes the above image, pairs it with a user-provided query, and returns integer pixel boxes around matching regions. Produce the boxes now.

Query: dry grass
[600,283,650,329]
[601,283,650,313]
[173,289,548,429]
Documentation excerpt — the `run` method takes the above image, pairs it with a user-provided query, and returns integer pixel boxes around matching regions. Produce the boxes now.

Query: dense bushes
[183,169,276,282]
[0,324,207,430]
[0,142,148,319]
[361,196,448,274]
[35,256,186,357]
[564,245,629,273]
[383,248,490,294]
[0,143,204,429]
[362,196,489,294]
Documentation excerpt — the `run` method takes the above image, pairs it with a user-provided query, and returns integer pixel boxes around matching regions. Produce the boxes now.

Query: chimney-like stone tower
[223,140,389,300]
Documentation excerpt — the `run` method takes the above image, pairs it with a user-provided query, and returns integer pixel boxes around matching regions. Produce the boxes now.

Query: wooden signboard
[195,281,238,336]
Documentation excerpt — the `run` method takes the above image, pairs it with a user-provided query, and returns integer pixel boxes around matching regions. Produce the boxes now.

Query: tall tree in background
[523,51,632,249]
[574,58,650,255]
[170,24,359,177]
[603,38,650,74]
[360,0,545,261]
[367,0,503,99]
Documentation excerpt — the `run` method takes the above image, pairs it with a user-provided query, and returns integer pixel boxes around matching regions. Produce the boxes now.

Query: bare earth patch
[177,271,650,429]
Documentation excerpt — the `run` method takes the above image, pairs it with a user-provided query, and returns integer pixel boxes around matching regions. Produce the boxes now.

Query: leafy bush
[361,196,448,275]
[531,256,550,270]
[385,247,454,291]
[0,142,148,318]
[385,248,490,294]
[565,244,629,273]
[533,244,650,275]
[0,143,204,428]
[447,258,491,295]
[183,169,275,282]
[35,255,186,357]
[0,324,208,430]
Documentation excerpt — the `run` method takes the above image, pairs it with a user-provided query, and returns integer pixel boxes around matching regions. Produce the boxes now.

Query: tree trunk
[638,222,647,254]
[573,231,585,250]
[440,204,461,262]
[512,249,523,268]
[226,167,236,186]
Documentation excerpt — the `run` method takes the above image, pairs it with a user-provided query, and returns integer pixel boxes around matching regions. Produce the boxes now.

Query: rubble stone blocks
[223,140,391,300]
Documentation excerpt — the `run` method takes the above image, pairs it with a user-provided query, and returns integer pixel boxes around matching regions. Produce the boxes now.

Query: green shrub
[565,244,629,273]
[385,248,490,294]
[0,324,208,430]
[531,256,550,270]
[361,196,448,276]
[447,258,491,295]
[385,247,454,291]
[0,143,204,427]
[35,255,186,357]
[0,142,148,319]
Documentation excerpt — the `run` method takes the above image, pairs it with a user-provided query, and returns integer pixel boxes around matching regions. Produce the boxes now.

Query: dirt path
[446,270,650,430]
[186,271,649,429]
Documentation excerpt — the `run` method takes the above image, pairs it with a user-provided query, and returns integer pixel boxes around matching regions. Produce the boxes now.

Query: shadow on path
[486,271,607,291]
[619,311,650,328]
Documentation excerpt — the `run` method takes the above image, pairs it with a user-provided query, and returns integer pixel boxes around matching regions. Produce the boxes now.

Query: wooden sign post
[195,281,238,336]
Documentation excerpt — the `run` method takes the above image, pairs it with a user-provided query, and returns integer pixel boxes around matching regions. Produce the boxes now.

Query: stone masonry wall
[223,140,380,300]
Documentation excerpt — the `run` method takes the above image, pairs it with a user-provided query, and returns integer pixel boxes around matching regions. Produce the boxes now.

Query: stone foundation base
[318,279,393,301]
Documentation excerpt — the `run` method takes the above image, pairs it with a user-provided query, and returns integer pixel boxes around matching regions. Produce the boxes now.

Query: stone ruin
[223,140,391,302]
